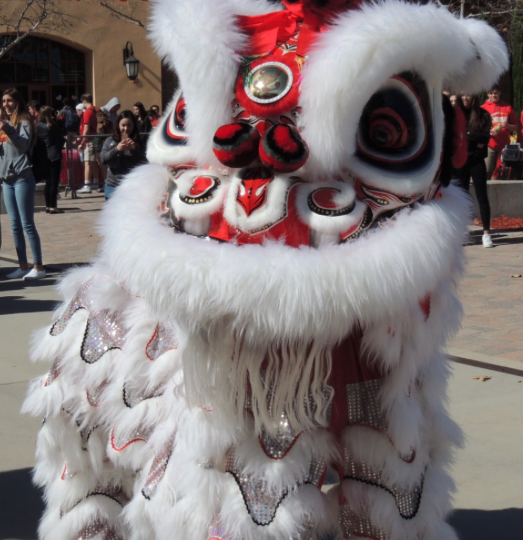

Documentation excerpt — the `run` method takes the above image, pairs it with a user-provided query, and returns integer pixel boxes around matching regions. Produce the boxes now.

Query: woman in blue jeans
[0,88,45,280]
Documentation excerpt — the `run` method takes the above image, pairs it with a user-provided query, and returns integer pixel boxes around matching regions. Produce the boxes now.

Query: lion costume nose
[213,122,308,173]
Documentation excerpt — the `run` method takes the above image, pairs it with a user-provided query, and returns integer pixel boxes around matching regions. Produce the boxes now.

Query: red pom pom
[213,122,260,168]
[259,124,309,173]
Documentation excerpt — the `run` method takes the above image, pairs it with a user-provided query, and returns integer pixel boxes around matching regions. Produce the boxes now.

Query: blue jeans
[104,184,117,200]
[2,173,43,265]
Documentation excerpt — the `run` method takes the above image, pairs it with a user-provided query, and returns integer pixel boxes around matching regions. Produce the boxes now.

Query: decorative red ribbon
[237,0,360,57]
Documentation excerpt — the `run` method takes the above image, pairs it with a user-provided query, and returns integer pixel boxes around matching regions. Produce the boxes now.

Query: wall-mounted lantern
[123,41,140,82]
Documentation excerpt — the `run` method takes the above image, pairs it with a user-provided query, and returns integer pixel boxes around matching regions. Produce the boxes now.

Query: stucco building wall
[0,0,162,112]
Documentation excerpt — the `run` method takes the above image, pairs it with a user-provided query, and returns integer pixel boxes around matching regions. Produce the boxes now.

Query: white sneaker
[77,185,92,194]
[24,268,47,280]
[6,267,30,279]
[482,234,494,248]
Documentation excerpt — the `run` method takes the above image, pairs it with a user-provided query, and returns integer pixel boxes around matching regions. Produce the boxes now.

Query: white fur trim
[447,16,509,94]
[100,164,469,345]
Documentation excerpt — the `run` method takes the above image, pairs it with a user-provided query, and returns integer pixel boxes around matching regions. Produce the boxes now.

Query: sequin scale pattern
[86,382,108,407]
[62,484,130,517]
[44,357,61,386]
[146,324,178,360]
[259,411,300,459]
[79,423,99,451]
[299,519,315,540]
[305,456,327,486]
[61,462,76,480]
[207,517,232,540]
[225,447,287,526]
[49,283,128,364]
[111,426,152,451]
[141,441,173,500]
[123,384,163,408]
[258,385,333,459]
[346,379,387,432]
[343,452,423,520]
[81,311,127,364]
[50,284,93,336]
[339,505,389,540]
[73,520,122,540]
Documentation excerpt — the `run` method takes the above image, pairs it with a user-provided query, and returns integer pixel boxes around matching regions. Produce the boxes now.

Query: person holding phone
[100,110,146,200]
[0,88,45,280]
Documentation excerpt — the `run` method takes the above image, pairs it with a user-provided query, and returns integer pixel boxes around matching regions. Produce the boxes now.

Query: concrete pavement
[0,269,60,540]
[0,190,522,539]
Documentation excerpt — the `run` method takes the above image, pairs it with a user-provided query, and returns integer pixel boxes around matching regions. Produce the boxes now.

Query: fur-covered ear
[445,16,509,94]
[148,0,280,166]
[299,0,509,175]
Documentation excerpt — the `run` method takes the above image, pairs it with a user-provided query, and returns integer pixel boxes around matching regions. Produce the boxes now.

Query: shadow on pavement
[449,508,523,540]
[467,231,523,247]
[0,467,43,540]
[0,296,59,315]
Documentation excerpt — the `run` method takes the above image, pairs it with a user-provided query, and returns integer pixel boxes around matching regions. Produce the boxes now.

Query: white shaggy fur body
[23,0,507,539]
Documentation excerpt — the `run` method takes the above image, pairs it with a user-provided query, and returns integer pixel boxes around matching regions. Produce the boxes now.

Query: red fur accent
[213,122,260,168]
[273,124,299,152]
[259,124,309,173]
[215,123,244,139]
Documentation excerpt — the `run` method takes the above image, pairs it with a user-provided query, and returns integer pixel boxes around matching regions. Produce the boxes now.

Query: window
[0,35,86,108]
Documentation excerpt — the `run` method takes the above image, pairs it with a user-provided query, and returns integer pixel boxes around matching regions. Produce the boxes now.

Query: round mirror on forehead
[245,62,294,104]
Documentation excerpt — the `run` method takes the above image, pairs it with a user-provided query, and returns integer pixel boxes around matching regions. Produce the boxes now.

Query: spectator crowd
[447,84,522,248]
[2,81,523,279]
[0,88,160,280]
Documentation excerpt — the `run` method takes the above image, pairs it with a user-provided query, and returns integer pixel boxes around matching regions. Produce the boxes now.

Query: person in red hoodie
[481,84,518,179]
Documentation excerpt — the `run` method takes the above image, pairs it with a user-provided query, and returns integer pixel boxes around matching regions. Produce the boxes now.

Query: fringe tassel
[181,323,333,435]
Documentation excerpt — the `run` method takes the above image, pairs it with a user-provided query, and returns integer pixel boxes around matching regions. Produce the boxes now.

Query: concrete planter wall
[471,180,523,218]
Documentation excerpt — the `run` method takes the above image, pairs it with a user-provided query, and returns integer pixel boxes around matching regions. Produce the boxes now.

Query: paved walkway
[0,190,104,269]
[450,227,523,363]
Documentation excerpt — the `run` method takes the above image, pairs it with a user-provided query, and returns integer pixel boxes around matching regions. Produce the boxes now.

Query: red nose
[213,122,308,173]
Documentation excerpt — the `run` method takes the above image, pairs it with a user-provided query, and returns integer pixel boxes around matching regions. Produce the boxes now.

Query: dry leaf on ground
[472,376,492,382]
[511,274,522,278]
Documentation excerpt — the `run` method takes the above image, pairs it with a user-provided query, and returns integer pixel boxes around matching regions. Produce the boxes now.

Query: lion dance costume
[24,1,508,539]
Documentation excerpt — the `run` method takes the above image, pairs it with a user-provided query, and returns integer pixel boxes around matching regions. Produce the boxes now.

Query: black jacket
[36,122,65,162]
[464,108,492,164]
[100,137,146,187]
[136,116,152,140]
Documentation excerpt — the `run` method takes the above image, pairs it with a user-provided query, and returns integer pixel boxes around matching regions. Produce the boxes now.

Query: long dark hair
[461,94,490,132]
[113,110,139,143]
[1,88,32,127]
[133,102,147,120]
[38,106,58,129]
[1,88,36,143]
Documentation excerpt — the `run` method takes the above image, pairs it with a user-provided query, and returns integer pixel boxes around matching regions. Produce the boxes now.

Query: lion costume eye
[175,95,186,129]
[356,73,431,170]
[162,91,188,147]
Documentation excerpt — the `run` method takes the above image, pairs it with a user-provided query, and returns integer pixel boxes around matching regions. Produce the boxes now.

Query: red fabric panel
[328,328,384,435]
